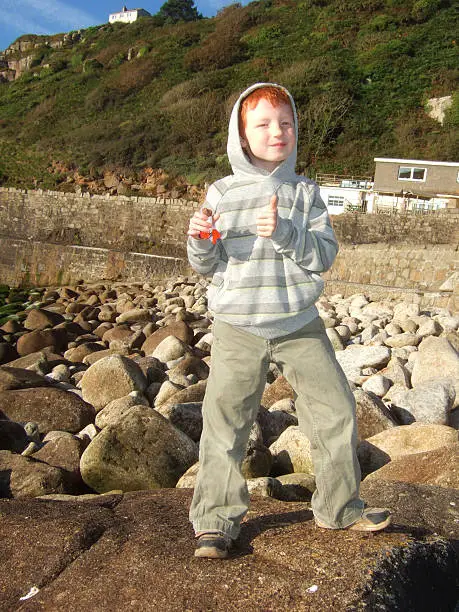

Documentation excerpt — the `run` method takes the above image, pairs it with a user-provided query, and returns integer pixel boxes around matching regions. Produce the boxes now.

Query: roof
[374,157,459,167]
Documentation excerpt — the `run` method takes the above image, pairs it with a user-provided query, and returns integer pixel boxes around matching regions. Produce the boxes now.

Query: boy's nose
[270,123,283,136]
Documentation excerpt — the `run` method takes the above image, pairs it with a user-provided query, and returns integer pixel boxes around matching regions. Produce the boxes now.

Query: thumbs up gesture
[256,194,278,237]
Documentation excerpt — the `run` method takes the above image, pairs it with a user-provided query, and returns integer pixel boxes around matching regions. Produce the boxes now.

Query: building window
[398,166,426,181]
[328,195,345,206]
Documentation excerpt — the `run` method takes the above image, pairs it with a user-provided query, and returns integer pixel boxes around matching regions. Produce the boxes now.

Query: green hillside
[0,0,457,191]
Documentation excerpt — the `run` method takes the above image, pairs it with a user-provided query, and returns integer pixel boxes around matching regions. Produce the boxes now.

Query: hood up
[227,82,298,182]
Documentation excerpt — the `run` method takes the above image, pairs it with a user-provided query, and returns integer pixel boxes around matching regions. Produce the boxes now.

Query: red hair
[239,86,292,135]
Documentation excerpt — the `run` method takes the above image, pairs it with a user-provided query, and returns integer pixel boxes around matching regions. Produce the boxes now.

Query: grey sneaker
[316,507,391,532]
[194,532,231,559]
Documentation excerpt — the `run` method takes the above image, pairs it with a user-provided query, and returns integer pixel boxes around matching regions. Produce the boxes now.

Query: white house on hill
[109,6,151,24]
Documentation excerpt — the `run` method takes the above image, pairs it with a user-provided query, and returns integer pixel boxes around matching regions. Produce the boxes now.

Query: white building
[109,6,151,24]
[316,174,374,215]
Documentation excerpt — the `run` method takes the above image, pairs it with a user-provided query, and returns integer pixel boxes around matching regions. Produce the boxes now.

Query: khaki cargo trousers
[189,316,364,540]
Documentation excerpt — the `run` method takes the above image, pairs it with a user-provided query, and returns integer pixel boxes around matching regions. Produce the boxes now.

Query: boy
[187,83,390,559]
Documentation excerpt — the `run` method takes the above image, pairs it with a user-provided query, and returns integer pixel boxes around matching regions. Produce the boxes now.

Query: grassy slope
[0,0,457,190]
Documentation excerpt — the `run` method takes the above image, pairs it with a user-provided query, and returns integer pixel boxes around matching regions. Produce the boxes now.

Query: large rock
[80,355,147,411]
[353,389,397,441]
[0,366,50,391]
[80,406,198,492]
[0,342,18,365]
[261,376,295,408]
[155,379,207,409]
[389,380,456,425]
[269,426,313,476]
[23,308,65,331]
[32,433,89,493]
[6,348,66,374]
[0,387,95,434]
[157,402,203,442]
[95,393,150,429]
[176,461,199,488]
[0,420,29,453]
[16,328,68,356]
[241,439,273,479]
[411,336,459,405]
[257,406,298,446]
[335,346,391,383]
[141,321,193,355]
[357,423,458,475]
[64,342,105,363]
[0,450,67,498]
[0,490,457,611]
[363,442,459,489]
[152,335,191,363]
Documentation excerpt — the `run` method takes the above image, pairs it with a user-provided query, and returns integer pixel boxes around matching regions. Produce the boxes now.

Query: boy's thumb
[270,194,278,211]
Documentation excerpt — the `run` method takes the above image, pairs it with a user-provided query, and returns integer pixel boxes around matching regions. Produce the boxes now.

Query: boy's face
[240,98,295,172]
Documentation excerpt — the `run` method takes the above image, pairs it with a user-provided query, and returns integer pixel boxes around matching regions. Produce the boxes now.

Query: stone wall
[0,187,200,256]
[0,238,188,288]
[0,187,458,310]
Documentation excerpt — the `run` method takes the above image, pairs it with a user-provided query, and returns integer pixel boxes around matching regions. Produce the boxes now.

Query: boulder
[155,379,207,409]
[246,476,283,498]
[389,380,456,425]
[167,355,209,381]
[384,333,420,348]
[176,461,199,488]
[95,393,150,429]
[275,472,316,501]
[16,328,68,356]
[141,321,193,355]
[0,387,95,434]
[257,406,298,446]
[357,423,458,476]
[261,376,295,408]
[0,342,18,365]
[353,389,397,441]
[129,355,167,385]
[80,355,147,411]
[0,420,29,453]
[24,308,65,331]
[6,348,66,374]
[241,440,273,479]
[0,450,67,498]
[411,336,459,404]
[32,433,89,493]
[335,346,391,384]
[152,335,191,363]
[64,342,105,363]
[363,442,459,489]
[269,426,313,476]
[361,374,391,397]
[80,406,198,492]
[0,366,50,391]
[157,402,203,442]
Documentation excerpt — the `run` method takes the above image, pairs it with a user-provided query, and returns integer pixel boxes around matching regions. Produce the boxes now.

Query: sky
[0,0,230,52]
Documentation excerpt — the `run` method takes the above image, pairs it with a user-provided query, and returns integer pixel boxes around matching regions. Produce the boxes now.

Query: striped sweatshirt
[187,83,339,339]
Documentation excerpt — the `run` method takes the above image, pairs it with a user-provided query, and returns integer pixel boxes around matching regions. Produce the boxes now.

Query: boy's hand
[188,208,220,239]
[256,195,278,237]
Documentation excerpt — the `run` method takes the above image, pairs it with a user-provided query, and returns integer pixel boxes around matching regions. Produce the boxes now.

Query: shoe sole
[194,546,228,559]
[316,515,392,532]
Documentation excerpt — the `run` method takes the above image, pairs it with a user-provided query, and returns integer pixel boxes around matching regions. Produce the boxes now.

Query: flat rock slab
[0,489,457,611]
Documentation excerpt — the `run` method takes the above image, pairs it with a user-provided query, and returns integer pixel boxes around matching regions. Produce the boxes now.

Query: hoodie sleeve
[187,183,225,275]
[270,183,338,273]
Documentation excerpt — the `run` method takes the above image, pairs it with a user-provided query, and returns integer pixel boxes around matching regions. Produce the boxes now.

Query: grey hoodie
[187,83,338,338]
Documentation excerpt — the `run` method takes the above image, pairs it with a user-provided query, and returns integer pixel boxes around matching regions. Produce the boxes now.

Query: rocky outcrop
[0,488,457,611]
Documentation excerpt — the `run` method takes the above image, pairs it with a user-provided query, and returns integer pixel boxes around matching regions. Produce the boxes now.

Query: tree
[299,92,352,168]
[157,0,202,23]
